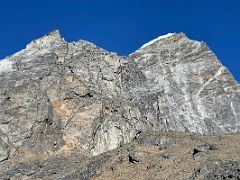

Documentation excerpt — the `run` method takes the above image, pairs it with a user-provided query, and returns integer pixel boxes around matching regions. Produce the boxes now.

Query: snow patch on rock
[140,33,176,49]
[0,59,13,74]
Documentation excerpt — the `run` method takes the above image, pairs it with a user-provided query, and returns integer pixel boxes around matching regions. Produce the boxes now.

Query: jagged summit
[0,31,192,63]
[26,29,65,49]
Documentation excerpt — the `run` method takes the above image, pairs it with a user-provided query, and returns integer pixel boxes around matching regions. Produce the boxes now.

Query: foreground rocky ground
[1,131,240,179]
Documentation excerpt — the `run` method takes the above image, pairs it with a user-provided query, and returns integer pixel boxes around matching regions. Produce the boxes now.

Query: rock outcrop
[0,30,239,166]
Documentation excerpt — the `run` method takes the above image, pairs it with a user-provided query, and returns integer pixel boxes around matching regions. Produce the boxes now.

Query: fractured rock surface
[0,30,239,178]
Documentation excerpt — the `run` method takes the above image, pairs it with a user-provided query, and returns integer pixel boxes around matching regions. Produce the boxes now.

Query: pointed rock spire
[26,29,66,51]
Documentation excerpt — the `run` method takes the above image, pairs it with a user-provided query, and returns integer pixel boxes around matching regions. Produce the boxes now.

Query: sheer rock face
[0,30,239,162]
[124,33,240,134]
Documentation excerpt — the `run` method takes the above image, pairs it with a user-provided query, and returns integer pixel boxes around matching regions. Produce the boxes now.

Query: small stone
[193,152,205,160]
[26,170,36,176]
[192,144,218,160]
[137,134,177,149]
[161,152,171,159]
[146,162,162,169]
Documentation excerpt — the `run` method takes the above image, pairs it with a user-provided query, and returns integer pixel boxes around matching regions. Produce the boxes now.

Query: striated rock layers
[0,30,239,163]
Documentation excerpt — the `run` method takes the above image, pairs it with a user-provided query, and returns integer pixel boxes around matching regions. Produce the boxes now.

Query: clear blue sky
[0,0,239,81]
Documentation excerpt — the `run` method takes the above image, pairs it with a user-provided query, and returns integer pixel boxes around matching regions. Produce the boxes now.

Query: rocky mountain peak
[137,32,177,49]
[0,31,239,168]
[26,30,65,50]
[133,32,189,53]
